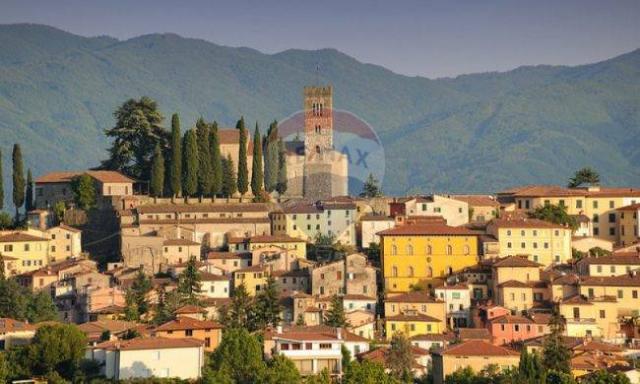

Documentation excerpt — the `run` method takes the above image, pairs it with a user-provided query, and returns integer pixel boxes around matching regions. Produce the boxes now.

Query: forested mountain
[1,23,639,207]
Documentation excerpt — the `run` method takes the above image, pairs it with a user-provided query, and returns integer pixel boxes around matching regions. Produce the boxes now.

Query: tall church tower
[304,86,333,160]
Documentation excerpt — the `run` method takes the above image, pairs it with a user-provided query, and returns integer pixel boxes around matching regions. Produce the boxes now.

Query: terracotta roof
[410,333,455,342]
[249,234,307,243]
[561,295,593,305]
[493,255,543,268]
[580,275,640,287]
[0,318,35,333]
[163,238,200,246]
[78,320,138,335]
[573,340,624,353]
[377,224,477,236]
[498,280,545,288]
[0,232,48,243]
[439,340,519,356]
[342,294,377,301]
[386,313,442,322]
[89,305,126,314]
[500,185,640,198]
[385,292,442,304]
[200,272,230,282]
[94,336,204,351]
[56,223,82,233]
[271,269,309,278]
[450,195,499,207]
[489,217,566,229]
[36,170,134,184]
[234,264,268,273]
[174,305,207,314]
[579,254,640,266]
[490,315,533,324]
[358,345,430,367]
[139,217,270,225]
[206,251,251,260]
[155,317,221,332]
[218,128,254,152]
[270,325,368,343]
[618,203,640,211]
[456,328,492,340]
[137,203,268,214]
[360,215,394,222]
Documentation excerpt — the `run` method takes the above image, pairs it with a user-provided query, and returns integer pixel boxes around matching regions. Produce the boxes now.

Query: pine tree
[169,113,182,197]
[236,117,249,196]
[324,295,347,327]
[178,256,202,305]
[250,123,264,196]
[25,169,34,212]
[71,174,97,210]
[150,143,165,197]
[209,121,223,196]
[125,270,152,321]
[196,118,213,196]
[182,129,199,197]
[254,277,281,329]
[386,333,413,382]
[542,308,571,374]
[0,149,4,210]
[276,139,288,195]
[219,283,253,330]
[360,173,382,198]
[12,144,25,219]
[222,154,237,197]
[264,121,279,192]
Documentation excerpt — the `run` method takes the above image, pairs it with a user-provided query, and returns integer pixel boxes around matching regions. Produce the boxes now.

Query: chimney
[336,327,342,340]
[276,325,282,334]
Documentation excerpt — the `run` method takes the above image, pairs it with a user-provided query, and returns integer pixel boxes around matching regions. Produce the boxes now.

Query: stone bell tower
[303,86,335,200]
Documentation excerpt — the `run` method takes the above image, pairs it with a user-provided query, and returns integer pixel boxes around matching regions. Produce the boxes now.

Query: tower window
[315,125,321,134]
[315,145,320,154]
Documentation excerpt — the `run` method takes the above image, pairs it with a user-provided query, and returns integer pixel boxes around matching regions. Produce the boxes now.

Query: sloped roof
[439,340,519,356]
[137,203,268,214]
[36,170,134,184]
[377,224,477,236]
[0,232,48,243]
[385,313,442,322]
[163,238,200,246]
[385,292,442,303]
[94,336,204,351]
[155,317,221,332]
[493,255,543,268]
[0,318,35,333]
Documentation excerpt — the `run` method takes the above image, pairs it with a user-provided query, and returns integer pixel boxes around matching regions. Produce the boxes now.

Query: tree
[0,213,11,230]
[71,174,97,210]
[101,97,166,180]
[222,154,237,197]
[169,113,182,197]
[254,277,281,329]
[304,369,332,384]
[250,123,264,196]
[219,283,254,330]
[276,139,288,195]
[210,122,223,196]
[236,117,249,196]
[568,167,600,188]
[529,203,578,231]
[360,173,382,198]
[178,256,202,305]
[182,129,199,197]
[210,327,265,384]
[542,309,571,374]
[12,143,25,219]
[0,149,3,210]
[196,118,213,196]
[152,284,180,325]
[53,201,66,223]
[150,143,165,197]
[344,360,398,384]
[261,354,301,384]
[25,291,58,323]
[28,324,86,379]
[386,333,413,382]
[264,121,279,192]
[25,169,34,212]
[125,270,152,320]
[324,295,347,327]
[581,370,631,384]
[518,349,546,384]
[0,278,29,320]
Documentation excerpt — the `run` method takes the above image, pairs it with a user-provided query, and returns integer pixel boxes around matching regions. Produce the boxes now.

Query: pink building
[488,315,539,346]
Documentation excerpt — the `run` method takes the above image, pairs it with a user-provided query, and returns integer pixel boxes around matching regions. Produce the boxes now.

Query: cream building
[0,232,50,275]
[228,234,307,260]
[360,215,395,248]
[617,203,640,246]
[389,195,469,226]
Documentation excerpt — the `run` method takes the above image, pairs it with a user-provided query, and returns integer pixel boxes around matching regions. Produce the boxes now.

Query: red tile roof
[163,238,200,246]
[94,336,204,351]
[137,203,268,214]
[0,232,48,243]
[450,195,500,207]
[270,325,368,343]
[580,275,640,287]
[36,170,134,184]
[490,315,533,324]
[492,255,543,268]
[385,313,442,322]
[0,318,35,333]
[385,292,443,304]
[154,317,221,332]
[489,217,565,229]
[377,224,478,236]
[174,305,207,314]
[439,340,519,356]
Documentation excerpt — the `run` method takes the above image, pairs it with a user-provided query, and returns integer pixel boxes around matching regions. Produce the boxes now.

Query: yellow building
[617,203,639,246]
[559,295,622,341]
[449,195,500,223]
[0,232,50,275]
[379,224,479,293]
[154,317,223,352]
[228,234,307,259]
[576,254,640,277]
[385,311,444,339]
[499,184,640,244]
[578,275,640,318]
[491,256,550,313]
[486,218,572,266]
[232,265,270,296]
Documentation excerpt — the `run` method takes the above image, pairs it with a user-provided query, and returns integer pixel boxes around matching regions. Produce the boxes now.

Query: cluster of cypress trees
[0,143,34,221]
[150,114,288,199]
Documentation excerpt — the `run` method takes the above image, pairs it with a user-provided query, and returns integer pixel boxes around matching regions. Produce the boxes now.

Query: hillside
[0,23,639,207]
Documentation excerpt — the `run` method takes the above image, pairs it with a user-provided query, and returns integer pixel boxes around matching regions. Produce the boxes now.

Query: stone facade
[311,253,377,297]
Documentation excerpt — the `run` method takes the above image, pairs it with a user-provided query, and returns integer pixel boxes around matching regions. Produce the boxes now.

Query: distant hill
[0,23,639,208]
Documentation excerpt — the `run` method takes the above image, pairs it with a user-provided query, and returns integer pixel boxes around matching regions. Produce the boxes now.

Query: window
[507,242,512,249]
[599,310,605,319]
[533,242,538,249]
[185,329,193,336]
[618,290,623,299]
[609,227,615,236]
[594,228,599,236]
[515,325,520,332]
[520,230,525,236]
[426,245,432,255]
[610,266,616,274]
[633,290,638,299]
[463,245,470,255]
[408,266,414,277]
[609,213,616,223]
[559,200,565,207]
[609,201,615,209]
[391,245,397,256]
[392,266,398,277]
[406,245,413,255]
[446,245,452,255]
[507,230,511,236]
[576,200,582,209]
[544,242,549,249]
[452,292,461,299]
[521,242,525,249]
[588,288,594,298]
[336,271,342,279]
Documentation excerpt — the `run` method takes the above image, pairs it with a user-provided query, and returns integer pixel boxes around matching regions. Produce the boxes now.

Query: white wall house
[435,284,471,328]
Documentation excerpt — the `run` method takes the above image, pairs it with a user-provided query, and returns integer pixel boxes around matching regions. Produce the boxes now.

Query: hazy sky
[2,0,639,78]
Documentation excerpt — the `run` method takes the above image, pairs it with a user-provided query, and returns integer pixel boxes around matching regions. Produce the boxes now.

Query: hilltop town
[0,86,639,384]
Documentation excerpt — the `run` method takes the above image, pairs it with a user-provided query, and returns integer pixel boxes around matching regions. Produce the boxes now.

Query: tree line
[101,97,288,200]
[0,143,36,227]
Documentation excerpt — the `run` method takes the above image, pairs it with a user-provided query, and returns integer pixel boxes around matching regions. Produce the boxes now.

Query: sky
[1,0,639,78]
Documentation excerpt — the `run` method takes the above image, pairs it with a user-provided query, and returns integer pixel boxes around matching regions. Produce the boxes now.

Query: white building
[434,283,471,328]
[87,337,205,380]
[200,272,231,299]
[360,216,395,248]
[343,294,377,313]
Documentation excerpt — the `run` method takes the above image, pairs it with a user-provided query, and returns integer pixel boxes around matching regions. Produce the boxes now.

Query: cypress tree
[169,113,182,197]
[209,121,223,196]
[250,123,264,196]
[25,169,34,212]
[0,149,3,210]
[150,143,165,197]
[12,144,25,219]
[222,154,237,197]
[196,118,213,196]
[236,117,249,195]
[182,129,199,197]
[276,139,288,195]
[264,121,279,192]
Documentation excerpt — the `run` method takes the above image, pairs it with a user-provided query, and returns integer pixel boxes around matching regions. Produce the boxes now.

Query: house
[449,195,500,223]
[378,223,479,292]
[269,325,369,376]
[578,274,640,318]
[0,318,36,350]
[486,217,572,266]
[87,337,205,380]
[228,234,307,260]
[342,294,377,313]
[617,203,640,246]
[435,283,471,328]
[233,265,270,296]
[35,170,135,210]
[410,333,454,352]
[559,295,622,342]
[15,257,97,292]
[431,340,520,384]
[385,311,444,339]
[487,315,541,346]
[200,272,230,298]
[577,253,640,277]
[491,256,549,313]
[498,184,640,243]
[78,319,140,344]
[389,195,469,226]
[162,238,201,265]
[571,236,614,254]
[206,251,252,275]
[154,317,223,352]
[42,224,82,262]
[311,253,376,297]
[345,310,376,339]
[271,200,357,246]
[359,215,395,248]
[272,269,310,295]
[357,345,431,377]
[0,232,50,274]
[384,292,446,335]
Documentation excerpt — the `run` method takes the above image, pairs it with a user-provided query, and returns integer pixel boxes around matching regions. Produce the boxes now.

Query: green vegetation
[0,149,3,210]
[196,118,213,196]
[568,167,600,188]
[210,122,223,196]
[386,333,413,382]
[12,143,24,219]
[236,117,249,196]
[529,203,578,231]
[222,154,237,197]
[360,173,383,198]
[124,269,152,321]
[324,295,347,327]
[25,169,33,212]
[182,129,199,197]
[177,256,202,305]
[71,173,97,210]
[251,123,264,196]
[264,121,279,193]
[150,143,165,197]
[0,275,58,323]
[169,113,182,197]
[276,139,288,195]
